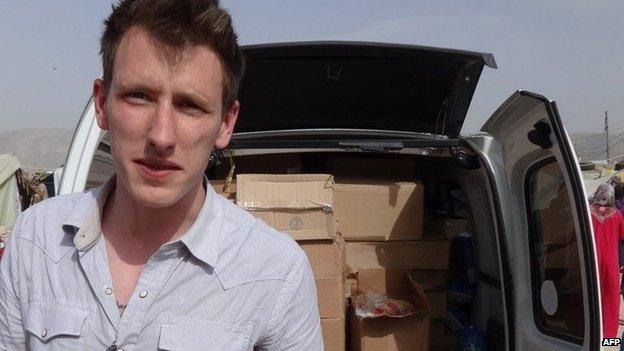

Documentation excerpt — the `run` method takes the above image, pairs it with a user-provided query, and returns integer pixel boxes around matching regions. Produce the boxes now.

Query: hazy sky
[1,0,623,135]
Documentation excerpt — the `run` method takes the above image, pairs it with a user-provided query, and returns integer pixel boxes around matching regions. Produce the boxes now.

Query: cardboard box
[328,157,415,179]
[349,269,430,351]
[426,290,447,319]
[353,269,446,318]
[334,180,423,241]
[346,275,358,299]
[430,319,445,341]
[408,270,447,291]
[321,318,346,351]
[430,337,459,351]
[314,278,345,319]
[423,219,469,240]
[429,320,459,351]
[345,267,448,298]
[346,240,450,272]
[347,269,447,299]
[299,237,345,318]
[236,174,335,240]
[355,269,415,297]
[209,179,236,200]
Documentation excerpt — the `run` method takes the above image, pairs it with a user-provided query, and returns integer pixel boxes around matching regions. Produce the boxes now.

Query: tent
[0,154,21,238]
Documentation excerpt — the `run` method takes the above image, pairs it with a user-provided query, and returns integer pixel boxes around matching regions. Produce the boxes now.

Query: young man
[0,1,322,350]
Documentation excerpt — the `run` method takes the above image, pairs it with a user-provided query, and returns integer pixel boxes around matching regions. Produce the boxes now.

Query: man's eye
[126,92,148,101]
[178,100,203,112]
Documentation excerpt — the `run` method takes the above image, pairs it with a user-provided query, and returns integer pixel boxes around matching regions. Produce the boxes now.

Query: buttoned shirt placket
[72,185,191,350]
[114,243,186,349]
[74,206,120,346]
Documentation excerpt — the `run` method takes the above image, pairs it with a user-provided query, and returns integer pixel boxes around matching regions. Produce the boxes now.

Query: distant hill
[571,132,624,163]
[0,128,73,172]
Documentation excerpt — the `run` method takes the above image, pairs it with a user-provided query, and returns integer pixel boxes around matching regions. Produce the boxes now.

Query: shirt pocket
[158,318,251,351]
[24,302,89,350]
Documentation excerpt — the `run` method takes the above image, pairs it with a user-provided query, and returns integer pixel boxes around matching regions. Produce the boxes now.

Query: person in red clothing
[590,183,624,337]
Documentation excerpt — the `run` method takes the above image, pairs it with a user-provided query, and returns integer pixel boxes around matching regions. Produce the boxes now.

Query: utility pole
[605,111,610,161]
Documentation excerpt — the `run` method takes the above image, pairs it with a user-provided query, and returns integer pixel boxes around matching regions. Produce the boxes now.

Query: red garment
[591,205,624,337]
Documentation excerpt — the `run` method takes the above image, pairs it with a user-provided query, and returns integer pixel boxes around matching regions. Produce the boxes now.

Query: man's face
[93,26,238,208]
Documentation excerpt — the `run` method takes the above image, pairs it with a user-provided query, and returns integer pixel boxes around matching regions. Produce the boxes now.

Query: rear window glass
[526,159,584,342]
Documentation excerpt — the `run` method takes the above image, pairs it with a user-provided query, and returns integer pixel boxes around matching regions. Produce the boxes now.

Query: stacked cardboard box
[334,179,424,241]
[350,269,431,351]
[235,174,345,351]
[218,159,466,350]
[429,321,459,351]
[236,174,335,240]
[330,159,451,351]
[301,238,346,350]
[422,218,470,241]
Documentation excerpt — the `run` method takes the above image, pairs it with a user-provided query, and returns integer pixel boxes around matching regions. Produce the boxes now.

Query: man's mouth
[133,158,182,180]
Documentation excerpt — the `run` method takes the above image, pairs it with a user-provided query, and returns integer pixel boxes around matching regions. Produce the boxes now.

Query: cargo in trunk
[236,174,335,240]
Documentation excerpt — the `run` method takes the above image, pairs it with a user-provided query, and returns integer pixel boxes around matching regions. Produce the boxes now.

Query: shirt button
[41,328,48,338]
[139,290,148,298]
[105,288,113,295]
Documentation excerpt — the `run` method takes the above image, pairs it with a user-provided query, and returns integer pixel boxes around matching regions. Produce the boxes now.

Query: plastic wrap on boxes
[352,290,415,319]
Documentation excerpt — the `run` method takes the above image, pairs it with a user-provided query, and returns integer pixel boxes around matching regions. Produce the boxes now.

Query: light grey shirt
[0,177,322,350]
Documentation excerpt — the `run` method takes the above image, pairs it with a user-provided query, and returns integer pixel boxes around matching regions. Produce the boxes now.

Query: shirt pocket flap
[25,302,89,342]
[158,319,250,351]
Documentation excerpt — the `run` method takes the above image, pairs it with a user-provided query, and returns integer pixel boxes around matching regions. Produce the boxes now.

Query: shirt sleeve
[0,214,27,350]
[259,252,323,350]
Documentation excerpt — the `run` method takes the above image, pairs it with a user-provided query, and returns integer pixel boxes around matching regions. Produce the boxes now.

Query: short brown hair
[100,0,245,110]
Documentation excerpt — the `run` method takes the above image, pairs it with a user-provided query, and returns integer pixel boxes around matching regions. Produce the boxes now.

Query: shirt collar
[62,177,115,251]
[62,175,220,268]
[178,176,219,268]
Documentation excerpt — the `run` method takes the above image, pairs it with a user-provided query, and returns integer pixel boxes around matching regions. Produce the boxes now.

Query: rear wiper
[338,141,404,152]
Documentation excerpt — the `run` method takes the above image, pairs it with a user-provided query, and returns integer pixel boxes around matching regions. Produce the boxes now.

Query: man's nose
[146,101,177,152]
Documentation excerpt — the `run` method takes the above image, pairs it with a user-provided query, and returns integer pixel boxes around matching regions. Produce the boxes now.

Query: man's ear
[93,78,110,131]
[214,100,239,150]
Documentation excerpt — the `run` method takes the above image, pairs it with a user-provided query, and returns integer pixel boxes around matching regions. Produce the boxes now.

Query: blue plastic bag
[460,325,486,351]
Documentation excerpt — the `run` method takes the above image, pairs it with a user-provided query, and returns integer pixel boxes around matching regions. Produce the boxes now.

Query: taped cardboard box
[299,236,346,318]
[321,318,346,351]
[423,219,469,241]
[334,180,423,241]
[346,240,450,272]
[328,157,415,180]
[349,269,430,351]
[236,174,334,240]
